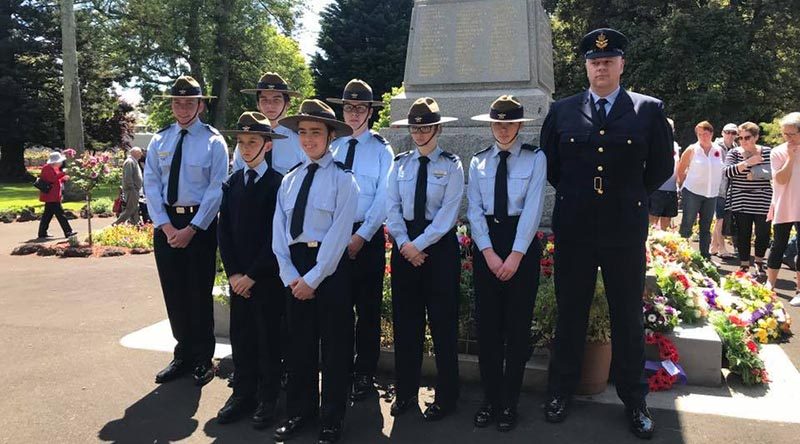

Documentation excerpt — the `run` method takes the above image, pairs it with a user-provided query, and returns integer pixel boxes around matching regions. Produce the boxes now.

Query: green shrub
[90,197,114,214]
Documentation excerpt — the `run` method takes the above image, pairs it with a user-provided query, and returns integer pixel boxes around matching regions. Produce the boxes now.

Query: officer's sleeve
[303,172,358,289]
[386,163,410,247]
[191,137,229,229]
[231,146,245,172]
[272,181,300,286]
[143,136,170,228]
[412,159,465,251]
[217,181,243,277]
[466,156,492,251]
[643,102,674,194]
[356,144,395,241]
[513,151,547,254]
[245,176,281,281]
[541,104,560,188]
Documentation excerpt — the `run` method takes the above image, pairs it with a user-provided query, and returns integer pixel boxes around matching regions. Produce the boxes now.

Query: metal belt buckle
[175,206,186,214]
[307,241,319,248]
[593,177,603,195]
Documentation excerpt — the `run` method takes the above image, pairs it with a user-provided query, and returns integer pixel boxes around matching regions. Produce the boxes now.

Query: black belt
[290,241,321,249]
[165,204,200,215]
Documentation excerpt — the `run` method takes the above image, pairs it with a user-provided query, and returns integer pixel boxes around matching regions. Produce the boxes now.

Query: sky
[118,0,333,106]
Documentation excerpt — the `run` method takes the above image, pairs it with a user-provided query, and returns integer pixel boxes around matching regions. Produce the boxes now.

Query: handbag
[33,178,52,193]
[750,163,771,180]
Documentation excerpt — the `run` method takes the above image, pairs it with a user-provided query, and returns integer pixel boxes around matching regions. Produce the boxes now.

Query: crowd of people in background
[649,114,800,307]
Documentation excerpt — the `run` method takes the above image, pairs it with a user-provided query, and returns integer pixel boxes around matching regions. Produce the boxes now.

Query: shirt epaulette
[441,151,459,162]
[521,144,541,153]
[157,124,172,134]
[474,145,493,156]
[394,151,412,162]
[334,160,353,173]
[203,123,221,136]
[372,133,389,145]
[287,162,303,173]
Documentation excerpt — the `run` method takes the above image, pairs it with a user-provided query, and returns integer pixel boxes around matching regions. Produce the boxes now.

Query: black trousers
[391,222,460,406]
[474,217,541,410]
[350,224,386,377]
[734,212,771,263]
[230,278,285,402]
[547,240,648,408]
[285,244,352,426]
[38,202,73,237]
[768,222,800,270]
[153,212,217,365]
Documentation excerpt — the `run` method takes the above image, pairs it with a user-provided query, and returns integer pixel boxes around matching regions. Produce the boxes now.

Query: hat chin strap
[177,102,202,127]
[242,140,268,164]
[413,129,438,149]
[494,126,521,147]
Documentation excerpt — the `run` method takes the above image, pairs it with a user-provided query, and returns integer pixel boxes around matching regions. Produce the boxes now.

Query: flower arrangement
[710,312,770,385]
[63,149,121,245]
[651,263,707,324]
[720,271,792,343]
[643,294,680,333]
[93,223,154,249]
[645,332,684,391]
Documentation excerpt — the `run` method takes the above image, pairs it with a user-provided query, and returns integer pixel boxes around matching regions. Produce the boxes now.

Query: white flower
[647,314,657,323]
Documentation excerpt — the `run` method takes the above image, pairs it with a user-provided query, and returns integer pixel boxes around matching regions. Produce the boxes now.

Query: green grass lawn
[0,182,118,212]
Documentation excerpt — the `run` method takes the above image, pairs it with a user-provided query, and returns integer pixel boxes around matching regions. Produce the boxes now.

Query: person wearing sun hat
[271,99,357,444]
[386,97,463,421]
[37,151,77,239]
[144,75,229,388]
[215,111,287,428]
[540,28,674,439]
[327,79,395,401]
[467,95,546,432]
[231,72,307,174]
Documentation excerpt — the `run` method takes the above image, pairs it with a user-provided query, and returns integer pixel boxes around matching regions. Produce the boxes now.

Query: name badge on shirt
[158,151,170,159]
[433,170,447,178]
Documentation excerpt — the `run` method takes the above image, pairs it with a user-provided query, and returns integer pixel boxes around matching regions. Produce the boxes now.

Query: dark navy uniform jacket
[541,88,674,246]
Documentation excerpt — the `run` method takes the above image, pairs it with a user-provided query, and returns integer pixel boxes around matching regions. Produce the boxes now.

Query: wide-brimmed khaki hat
[471,95,534,123]
[240,72,302,97]
[327,79,383,107]
[278,99,353,137]
[391,97,458,127]
[153,75,216,99]
[222,111,287,139]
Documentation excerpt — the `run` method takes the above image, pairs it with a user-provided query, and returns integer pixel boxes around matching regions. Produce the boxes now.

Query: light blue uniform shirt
[590,86,621,115]
[272,151,358,289]
[231,125,306,175]
[331,130,395,240]
[144,119,229,230]
[244,159,268,184]
[386,146,464,252]
[467,140,547,254]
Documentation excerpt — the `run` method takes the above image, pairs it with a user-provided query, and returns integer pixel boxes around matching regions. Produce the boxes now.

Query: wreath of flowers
[645,332,682,391]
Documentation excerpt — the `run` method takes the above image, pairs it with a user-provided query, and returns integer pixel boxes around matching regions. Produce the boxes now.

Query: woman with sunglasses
[723,122,773,279]
[766,112,800,306]
[386,97,464,421]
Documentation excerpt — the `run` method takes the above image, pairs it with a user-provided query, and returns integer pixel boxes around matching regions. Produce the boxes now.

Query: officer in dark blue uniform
[328,79,395,400]
[144,76,229,387]
[540,29,674,439]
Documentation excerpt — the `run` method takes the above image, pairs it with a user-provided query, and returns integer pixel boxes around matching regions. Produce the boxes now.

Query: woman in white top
[676,121,725,258]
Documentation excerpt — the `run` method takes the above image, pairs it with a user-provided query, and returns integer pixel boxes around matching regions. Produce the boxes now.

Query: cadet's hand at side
[347,234,366,259]
[232,274,255,298]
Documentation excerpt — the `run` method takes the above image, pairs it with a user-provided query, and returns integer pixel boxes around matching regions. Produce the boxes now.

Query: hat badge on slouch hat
[471,95,534,123]
[327,79,384,108]
[278,99,354,136]
[240,72,303,97]
[221,111,288,139]
[391,97,458,127]
[153,75,216,99]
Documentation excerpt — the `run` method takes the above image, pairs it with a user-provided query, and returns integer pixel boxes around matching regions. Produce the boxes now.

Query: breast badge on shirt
[433,170,447,179]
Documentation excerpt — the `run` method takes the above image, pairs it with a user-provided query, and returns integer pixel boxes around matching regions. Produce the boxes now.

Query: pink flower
[90,172,98,179]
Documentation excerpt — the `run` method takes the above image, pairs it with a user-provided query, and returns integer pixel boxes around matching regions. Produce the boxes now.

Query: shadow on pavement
[97,378,201,443]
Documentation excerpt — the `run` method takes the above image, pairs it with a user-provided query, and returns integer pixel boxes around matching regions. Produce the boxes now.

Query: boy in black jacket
[216,112,287,428]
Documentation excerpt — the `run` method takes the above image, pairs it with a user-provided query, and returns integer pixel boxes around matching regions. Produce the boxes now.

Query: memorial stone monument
[380,0,556,225]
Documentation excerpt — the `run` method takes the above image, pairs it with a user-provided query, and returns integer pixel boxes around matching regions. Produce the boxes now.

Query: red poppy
[746,340,758,353]
[714,150,721,157]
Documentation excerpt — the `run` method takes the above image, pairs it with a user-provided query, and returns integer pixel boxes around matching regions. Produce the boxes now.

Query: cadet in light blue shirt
[328,79,394,397]
[231,72,306,174]
[467,96,546,431]
[385,97,463,421]
[143,75,228,388]
[271,99,357,444]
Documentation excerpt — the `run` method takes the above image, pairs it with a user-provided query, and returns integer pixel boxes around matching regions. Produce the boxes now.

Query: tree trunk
[186,7,204,89]
[0,142,33,182]
[61,0,85,153]
[211,0,233,128]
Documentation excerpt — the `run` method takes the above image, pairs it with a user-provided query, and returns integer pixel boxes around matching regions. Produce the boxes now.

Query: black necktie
[290,163,319,239]
[344,139,358,170]
[245,169,258,191]
[265,150,273,170]
[167,129,188,205]
[596,98,608,126]
[414,156,430,223]
[494,150,510,219]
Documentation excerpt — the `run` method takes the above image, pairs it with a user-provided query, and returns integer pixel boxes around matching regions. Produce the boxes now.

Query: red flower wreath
[646,332,681,391]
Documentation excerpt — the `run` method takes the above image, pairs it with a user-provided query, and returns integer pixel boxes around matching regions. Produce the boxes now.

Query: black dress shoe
[422,402,453,421]
[193,362,215,386]
[350,374,375,401]
[390,397,417,416]
[216,395,257,424]
[473,404,495,428]
[496,408,517,432]
[155,359,189,383]
[317,423,343,444]
[627,406,655,439]
[274,416,307,441]
[65,231,79,238]
[544,396,569,423]
[251,401,276,429]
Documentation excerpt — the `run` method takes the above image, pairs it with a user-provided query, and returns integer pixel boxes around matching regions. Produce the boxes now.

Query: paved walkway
[0,219,798,443]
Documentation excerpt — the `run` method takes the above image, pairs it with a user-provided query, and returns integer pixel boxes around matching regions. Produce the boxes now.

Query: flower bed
[92,223,154,249]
